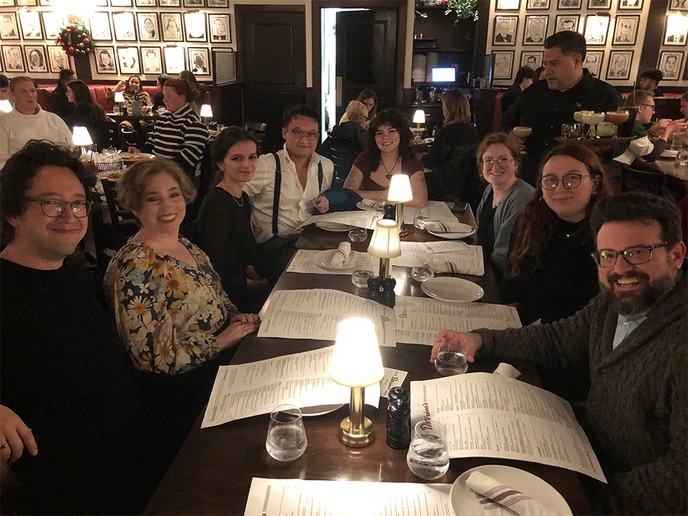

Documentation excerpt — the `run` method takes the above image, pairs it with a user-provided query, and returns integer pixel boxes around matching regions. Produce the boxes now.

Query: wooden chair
[245,120,267,150]
[620,164,668,197]
[319,135,358,188]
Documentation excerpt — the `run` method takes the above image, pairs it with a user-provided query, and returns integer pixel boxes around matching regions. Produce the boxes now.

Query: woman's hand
[231,313,261,325]
[0,405,37,463]
[217,320,259,350]
[114,80,126,92]
[311,196,329,213]
[245,265,263,282]
[127,146,141,154]
[430,330,483,363]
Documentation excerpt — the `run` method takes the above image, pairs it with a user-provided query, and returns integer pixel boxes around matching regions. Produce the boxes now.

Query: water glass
[413,207,431,229]
[351,254,375,288]
[560,124,574,139]
[348,226,368,243]
[265,404,307,462]
[434,338,468,376]
[675,148,688,169]
[411,252,434,283]
[406,420,450,480]
[571,123,582,139]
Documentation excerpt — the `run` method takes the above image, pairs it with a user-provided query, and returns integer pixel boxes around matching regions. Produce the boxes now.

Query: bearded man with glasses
[431,191,686,515]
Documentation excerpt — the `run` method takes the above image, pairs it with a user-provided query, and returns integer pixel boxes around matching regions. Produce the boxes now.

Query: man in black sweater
[48,68,75,121]
[500,66,536,115]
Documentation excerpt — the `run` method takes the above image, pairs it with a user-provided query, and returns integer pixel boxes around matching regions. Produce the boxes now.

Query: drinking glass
[265,404,307,462]
[351,254,375,288]
[560,124,573,139]
[675,148,688,168]
[512,126,532,154]
[406,420,449,480]
[411,252,434,283]
[413,207,431,229]
[596,121,616,138]
[434,338,468,376]
[348,226,368,243]
[571,123,583,139]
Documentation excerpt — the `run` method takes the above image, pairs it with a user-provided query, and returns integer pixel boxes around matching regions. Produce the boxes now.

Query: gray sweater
[475,274,687,515]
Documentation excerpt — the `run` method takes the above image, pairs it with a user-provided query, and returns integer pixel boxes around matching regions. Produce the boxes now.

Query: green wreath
[56,23,94,56]
[445,0,479,23]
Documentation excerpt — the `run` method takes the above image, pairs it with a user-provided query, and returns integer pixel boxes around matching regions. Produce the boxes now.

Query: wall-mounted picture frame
[117,46,140,74]
[583,50,604,77]
[47,46,67,72]
[161,13,184,42]
[183,0,204,6]
[208,13,230,43]
[520,50,543,69]
[526,0,550,9]
[523,15,548,45]
[587,0,611,8]
[555,14,580,33]
[19,10,43,40]
[113,12,136,42]
[683,59,688,81]
[557,0,582,9]
[606,50,632,80]
[159,0,181,6]
[618,0,642,9]
[110,0,133,6]
[141,46,163,75]
[0,13,20,41]
[584,15,610,45]
[42,12,66,41]
[668,0,688,11]
[2,45,25,72]
[137,12,160,42]
[135,0,157,5]
[658,51,683,80]
[207,0,228,6]
[184,12,206,42]
[612,15,639,45]
[94,45,117,74]
[17,0,37,6]
[495,0,520,9]
[188,47,210,76]
[493,50,515,80]
[88,12,112,41]
[25,45,47,73]
[164,46,185,74]
[664,15,688,45]
[493,16,518,46]
[38,0,51,5]
[0,0,15,5]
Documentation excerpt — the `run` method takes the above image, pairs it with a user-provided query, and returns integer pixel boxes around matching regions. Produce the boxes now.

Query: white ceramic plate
[315,221,350,232]
[119,152,155,161]
[300,404,345,417]
[314,250,355,271]
[661,149,678,158]
[422,277,484,303]
[450,465,573,516]
[426,223,476,240]
[356,200,386,212]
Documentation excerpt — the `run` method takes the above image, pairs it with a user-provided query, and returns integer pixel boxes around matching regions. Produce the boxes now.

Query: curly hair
[363,109,414,172]
[506,142,612,277]
[210,126,259,184]
[117,159,196,213]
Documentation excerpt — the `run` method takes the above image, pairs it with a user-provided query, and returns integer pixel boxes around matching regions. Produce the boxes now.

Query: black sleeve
[500,96,521,132]
[499,216,530,325]
[423,126,447,169]
[641,139,668,163]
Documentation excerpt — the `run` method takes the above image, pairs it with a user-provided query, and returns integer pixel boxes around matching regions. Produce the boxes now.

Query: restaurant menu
[394,242,485,276]
[286,250,381,275]
[244,478,453,516]
[410,373,607,482]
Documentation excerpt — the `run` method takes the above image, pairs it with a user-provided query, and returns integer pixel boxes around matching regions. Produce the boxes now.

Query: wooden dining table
[144,211,591,515]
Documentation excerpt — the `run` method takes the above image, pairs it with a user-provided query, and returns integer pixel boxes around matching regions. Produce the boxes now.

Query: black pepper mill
[386,387,410,449]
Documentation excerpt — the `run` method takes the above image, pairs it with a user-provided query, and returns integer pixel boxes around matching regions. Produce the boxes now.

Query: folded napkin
[493,363,521,379]
[360,199,385,211]
[331,242,352,266]
[613,136,654,166]
[424,220,472,234]
[466,471,560,516]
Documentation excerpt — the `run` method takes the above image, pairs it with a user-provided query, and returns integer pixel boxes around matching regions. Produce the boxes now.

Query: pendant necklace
[382,156,401,180]
[220,180,244,207]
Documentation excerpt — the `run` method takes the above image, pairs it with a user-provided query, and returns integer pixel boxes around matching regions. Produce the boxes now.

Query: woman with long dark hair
[65,80,111,149]
[106,75,152,112]
[179,69,206,114]
[340,88,377,123]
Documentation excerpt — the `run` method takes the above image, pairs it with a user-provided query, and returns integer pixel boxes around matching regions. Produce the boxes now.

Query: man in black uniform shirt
[501,31,623,185]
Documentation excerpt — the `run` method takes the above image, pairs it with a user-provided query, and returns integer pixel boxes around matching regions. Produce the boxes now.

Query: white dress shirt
[245,145,334,244]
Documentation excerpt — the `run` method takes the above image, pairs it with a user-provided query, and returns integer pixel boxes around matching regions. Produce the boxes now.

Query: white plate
[661,149,678,158]
[450,465,573,516]
[314,250,355,270]
[422,277,484,303]
[356,200,386,212]
[426,223,476,240]
[300,404,345,417]
[315,221,350,232]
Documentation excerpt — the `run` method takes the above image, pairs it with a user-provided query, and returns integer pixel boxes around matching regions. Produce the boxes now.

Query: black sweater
[422,121,479,169]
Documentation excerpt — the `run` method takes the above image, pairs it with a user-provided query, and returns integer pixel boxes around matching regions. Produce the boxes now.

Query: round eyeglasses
[287,128,319,142]
[591,243,668,268]
[26,198,93,218]
[540,173,591,191]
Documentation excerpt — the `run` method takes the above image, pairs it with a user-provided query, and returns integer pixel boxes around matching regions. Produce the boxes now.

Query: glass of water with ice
[407,420,450,480]
[411,252,434,283]
[434,337,468,376]
[413,207,431,230]
[351,254,375,288]
[266,404,307,462]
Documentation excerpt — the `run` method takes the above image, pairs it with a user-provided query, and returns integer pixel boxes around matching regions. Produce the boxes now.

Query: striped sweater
[143,103,208,176]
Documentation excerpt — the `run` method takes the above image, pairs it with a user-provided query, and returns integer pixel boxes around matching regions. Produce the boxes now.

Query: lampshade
[412,109,426,124]
[387,174,413,203]
[367,219,401,258]
[114,92,125,103]
[0,99,12,114]
[200,104,213,118]
[72,126,93,146]
[329,317,384,388]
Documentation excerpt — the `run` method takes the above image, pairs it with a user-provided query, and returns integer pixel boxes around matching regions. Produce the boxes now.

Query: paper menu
[394,242,485,276]
[410,373,607,483]
[301,210,382,230]
[403,200,459,226]
[244,478,453,516]
[286,250,380,275]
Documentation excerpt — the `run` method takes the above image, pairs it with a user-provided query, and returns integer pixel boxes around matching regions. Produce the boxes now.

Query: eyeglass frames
[25,198,93,218]
[540,173,591,191]
[287,128,319,142]
[591,243,669,268]
[481,157,514,169]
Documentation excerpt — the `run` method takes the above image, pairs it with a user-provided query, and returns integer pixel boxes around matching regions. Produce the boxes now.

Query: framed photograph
[526,0,550,9]
[25,45,47,73]
[137,13,160,42]
[0,0,15,5]
[17,0,38,6]
[135,0,156,5]
[93,0,107,5]
[557,0,582,9]
[94,46,117,74]
[42,12,66,41]
[2,45,25,72]
[88,12,112,41]
[187,47,210,76]
[47,46,68,72]
[683,59,688,81]
[493,16,518,46]
[18,10,43,40]
[113,12,136,42]
[141,46,163,75]
[0,13,20,41]
[164,46,185,74]
[555,15,580,33]
[496,0,520,9]
[606,50,633,80]
[183,0,204,6]
[38,0,51,4]
[209,14,230,43]
[161,13,184,42]
[110,0,133,6]
[159,0,181,5]
[117,46,140,74]
[207,0,228,6]
[658,51,683,81]
[612,15,639,45]
[664,15,688,45]
[184,12,206,42]
[584,15,610,45]
[520,51,543,69]
[618,0,642,9]
[668,0,688,11]
[587,0,611,8]
[583,50,604,77]
[523,15,548,45]
[493,51,515,80]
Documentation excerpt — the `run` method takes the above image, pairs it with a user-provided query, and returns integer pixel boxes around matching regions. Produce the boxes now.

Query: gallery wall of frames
[0,0,234,82]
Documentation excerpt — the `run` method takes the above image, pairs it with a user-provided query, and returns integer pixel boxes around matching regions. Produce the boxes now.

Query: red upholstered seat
[37,84,160,113]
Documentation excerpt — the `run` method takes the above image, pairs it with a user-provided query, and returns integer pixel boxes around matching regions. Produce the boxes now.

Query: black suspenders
[271,153,324,238]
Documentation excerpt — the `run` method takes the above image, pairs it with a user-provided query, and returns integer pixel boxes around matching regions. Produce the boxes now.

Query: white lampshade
[329,317,384,388]
[412,109,426,125]
[72,126,93,146]
[200,104,213,118]
[0,99,12,114]
[114,92,125,103]
[367,219,401,259]
[387,174,413,203]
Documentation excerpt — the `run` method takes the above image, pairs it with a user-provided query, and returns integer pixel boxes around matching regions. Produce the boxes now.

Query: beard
[601,264,680,315]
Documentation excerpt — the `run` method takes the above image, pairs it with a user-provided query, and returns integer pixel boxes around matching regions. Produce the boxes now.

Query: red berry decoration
[83,37,90,43]
[69,46,74,52]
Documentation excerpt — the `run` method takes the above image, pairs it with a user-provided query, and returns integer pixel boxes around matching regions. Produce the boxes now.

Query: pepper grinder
[386,387,411,449]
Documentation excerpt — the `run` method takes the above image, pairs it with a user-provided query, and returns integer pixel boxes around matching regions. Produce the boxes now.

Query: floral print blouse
[104,236,239,375]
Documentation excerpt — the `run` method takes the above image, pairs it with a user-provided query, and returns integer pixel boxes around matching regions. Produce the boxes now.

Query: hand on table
[0,405,37,463]
[127,146,141,154]
[218,319,260,350]
[430,330,483,363]
[311,196,329,213]
[231,313,261,325]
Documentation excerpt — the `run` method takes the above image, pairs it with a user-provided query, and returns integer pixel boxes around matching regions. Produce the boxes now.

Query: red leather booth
[37,84,159,113]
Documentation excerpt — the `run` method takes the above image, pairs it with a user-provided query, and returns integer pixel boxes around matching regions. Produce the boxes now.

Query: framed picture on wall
[209,14,230,43]
[159,0,181,6]
[110,0,133,6]
[135,0,157,5]
[38,0,51,5]
[668,0,688,11]
[25,45,47,73]
[137,12,160,42]
[42,12,66,41]
[584,15,610,45]
[557,0,582,9]
[94,46,117,74]
[2,45,25,72]
[47,46,68,72]
[113,12,136,41]
[658,51,683,80]
[0,13,20,41]
[493,16,518,46]
[117,46,140,74]
[493,51,515,80]
[584,50,604,77]
[683,59,688,81]
[184,12,206,42]
[612,15,639,45]
[606,50,632,80]
[523,15,548,45]
[187,47,210,76]
[0,0,15,5]
[161,13,184,42]
[664,15,688,45]
[183,0,204,6]
[587,0,611,8]
[17,0,37,6]
[496,0,521,9]
[141,46,163,74]
[88,12,112,41]
[18,10,43,40]
[164,46,185,74]
[618,0,642,9]
[555,15,580,33]
[526,0,550,9]
[207,0,228,6]
[520,50,543,69]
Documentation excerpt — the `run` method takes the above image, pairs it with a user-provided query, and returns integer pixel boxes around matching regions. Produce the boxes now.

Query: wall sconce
[387,173,413,237]
[329,317,385,448]
[367,219,401,308]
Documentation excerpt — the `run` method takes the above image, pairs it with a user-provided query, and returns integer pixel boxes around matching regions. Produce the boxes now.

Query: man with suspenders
[245,106,334,282]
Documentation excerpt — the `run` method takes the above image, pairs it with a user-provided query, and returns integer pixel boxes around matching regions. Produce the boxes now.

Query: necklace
[231,193,244,207]
[219,181,244,206]
[381,156,401,180]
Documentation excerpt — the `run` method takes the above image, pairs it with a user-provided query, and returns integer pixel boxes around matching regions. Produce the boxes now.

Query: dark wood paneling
[637,0,668,85]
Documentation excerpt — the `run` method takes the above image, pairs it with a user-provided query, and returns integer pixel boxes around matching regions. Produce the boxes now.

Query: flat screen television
[431,67,456,83]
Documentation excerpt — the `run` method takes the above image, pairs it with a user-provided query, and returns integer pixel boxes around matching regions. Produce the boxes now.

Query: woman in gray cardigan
[475,133,535,276]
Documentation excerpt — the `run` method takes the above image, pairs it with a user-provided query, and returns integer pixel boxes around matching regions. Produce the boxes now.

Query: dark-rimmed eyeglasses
[26,198,93,218]
[540,173,590,191]
[287,128,319,142]
[591,243,668,268]
[639,103,656,112]
[482,157,514,169]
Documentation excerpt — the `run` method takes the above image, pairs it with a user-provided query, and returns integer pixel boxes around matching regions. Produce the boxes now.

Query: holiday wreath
[56,23,94,55]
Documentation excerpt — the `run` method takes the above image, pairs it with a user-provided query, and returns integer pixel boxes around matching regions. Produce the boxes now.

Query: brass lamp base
[338,416,376,448]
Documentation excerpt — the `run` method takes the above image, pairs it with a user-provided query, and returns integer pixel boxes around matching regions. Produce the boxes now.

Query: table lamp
[0,99,11,114]
[200,103,213,126]
[366,219,401,308]
[329,317,385,448]
[412,109,425,131]
[72,126,93,159]
[114,91,125,115]
[387,173,413,237]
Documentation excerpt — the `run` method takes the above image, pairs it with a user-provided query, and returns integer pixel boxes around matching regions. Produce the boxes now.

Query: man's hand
[0,405,37,463]
[430,330,483,363]
[127,146,141,154]
[649,119,671,136]
[507,131,525,151]
[665,119,688,137]
[311,196,329,213]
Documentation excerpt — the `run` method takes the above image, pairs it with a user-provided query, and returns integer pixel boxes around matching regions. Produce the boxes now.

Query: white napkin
[331,242,351,266]
[493,363,521,379]
[613,136,655,165]
[466,471,560,516]
[424,220,472,234]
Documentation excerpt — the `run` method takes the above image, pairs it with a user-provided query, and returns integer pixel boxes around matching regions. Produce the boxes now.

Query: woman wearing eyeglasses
[475,133,534,277]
